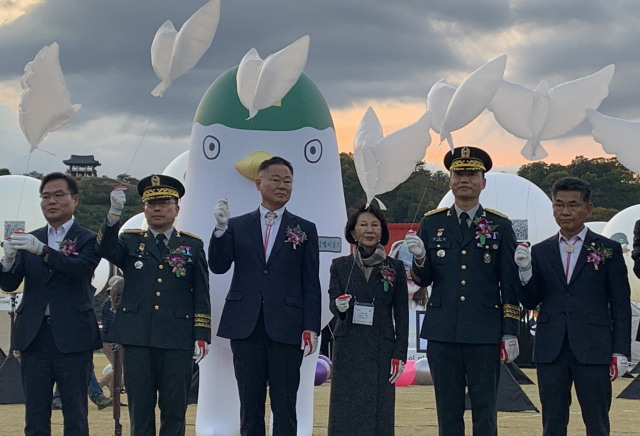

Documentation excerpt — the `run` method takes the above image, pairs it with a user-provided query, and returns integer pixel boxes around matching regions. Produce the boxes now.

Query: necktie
[156,233,167,257]
[561,236,580,281]
[459,212,470,237]
[264,211,277,254]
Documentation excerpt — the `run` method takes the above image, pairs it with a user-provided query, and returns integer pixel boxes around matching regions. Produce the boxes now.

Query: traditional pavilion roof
[62,155,101,166]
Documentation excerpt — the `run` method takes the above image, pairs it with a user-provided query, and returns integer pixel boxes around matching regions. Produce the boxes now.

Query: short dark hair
[40,172,79,196]
[551,177,591,203]
[258,156,294,176]
[345,201,390,246]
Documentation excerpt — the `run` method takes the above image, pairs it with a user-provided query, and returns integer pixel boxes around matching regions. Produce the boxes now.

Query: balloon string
[15,153,32,221]
[408,140,446,233]
[125,101,161,176]
[524,163,534,227]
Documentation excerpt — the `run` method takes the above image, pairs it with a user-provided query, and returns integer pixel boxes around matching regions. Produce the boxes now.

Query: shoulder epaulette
[179,231,202,241]
[123,229,146,234]
[485,208,508,219]
[424,207,448,217]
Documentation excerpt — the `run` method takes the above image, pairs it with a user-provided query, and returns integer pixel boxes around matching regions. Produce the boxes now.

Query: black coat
[410,205,520,344]
[209,208,321,345]
[327,255,408,436]
[0,223,102,353]
[521,230,631,364]
[632,219,640,342]
[96,219,211,350]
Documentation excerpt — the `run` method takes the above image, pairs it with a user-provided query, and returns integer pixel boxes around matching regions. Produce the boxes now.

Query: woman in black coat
[327,203,409,436]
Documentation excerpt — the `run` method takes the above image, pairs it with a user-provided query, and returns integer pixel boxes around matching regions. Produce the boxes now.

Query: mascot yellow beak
[235,151,273,181]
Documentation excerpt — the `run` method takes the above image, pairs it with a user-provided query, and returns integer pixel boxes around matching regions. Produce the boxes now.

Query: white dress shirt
[259,205,286,260]
[454,203,480,226]
[148,227,174,246]
[48,218,75,251]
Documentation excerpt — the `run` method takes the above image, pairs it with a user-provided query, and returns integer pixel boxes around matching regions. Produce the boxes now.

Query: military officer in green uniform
[96,174,211,436]
[405,147,520,436]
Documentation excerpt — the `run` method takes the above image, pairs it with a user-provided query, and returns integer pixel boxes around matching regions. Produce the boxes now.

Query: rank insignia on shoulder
[123,229,146,234]
[424,207,448,217]
[179,231,202,241]
[485,208,508,219]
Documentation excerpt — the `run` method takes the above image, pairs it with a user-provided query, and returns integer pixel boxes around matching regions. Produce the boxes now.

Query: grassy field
[1,354,639,435]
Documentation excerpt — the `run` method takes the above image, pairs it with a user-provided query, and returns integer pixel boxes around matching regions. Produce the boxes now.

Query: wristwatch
[39,245,49,258]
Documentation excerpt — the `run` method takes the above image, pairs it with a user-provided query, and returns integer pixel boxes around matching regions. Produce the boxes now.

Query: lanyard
[349,258,380,304]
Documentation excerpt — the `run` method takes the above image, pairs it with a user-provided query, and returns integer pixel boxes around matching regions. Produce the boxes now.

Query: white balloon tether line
[125,100,161,176]
[408,140,446,233]
[15,153,33,221]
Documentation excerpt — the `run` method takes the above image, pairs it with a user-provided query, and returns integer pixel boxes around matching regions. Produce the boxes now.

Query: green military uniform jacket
[411,205,520,344]
[96,219,211,350]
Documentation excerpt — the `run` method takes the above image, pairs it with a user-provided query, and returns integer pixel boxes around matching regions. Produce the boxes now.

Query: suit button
[460,296,466,301]
[156,292,161,297]
[565,293,570,297]
[155,305,159,310]
[264,270,268,274]
[186,315,189,319]
[437,244,441,248]
[461,280,466,285]
[495,305,499,308]
[122,308,126,312]
[158,278,162,283]
[461,265,466,270]
[159,265,164,270]
[461,250,467,255]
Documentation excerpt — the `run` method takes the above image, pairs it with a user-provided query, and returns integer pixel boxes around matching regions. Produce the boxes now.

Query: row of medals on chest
[134,243,147,270]
[434,228,497,264]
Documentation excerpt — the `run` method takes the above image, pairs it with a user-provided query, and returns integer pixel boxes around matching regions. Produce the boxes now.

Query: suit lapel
[144,231,163,262]
[266,210,291,267]
[167,229,184,251]
[446,206,463,244]
[569,229,593,285]
[248,209,266,266]
[462,206,484,248]
[548,234,568,287]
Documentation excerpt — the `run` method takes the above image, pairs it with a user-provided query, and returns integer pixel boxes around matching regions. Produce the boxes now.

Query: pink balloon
[395,360,416,387]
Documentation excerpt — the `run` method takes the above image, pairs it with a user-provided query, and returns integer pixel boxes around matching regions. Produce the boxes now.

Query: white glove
[193,340,209,365]
[214,199,230,232]
[335,295,351,313]
[2,238,18,266]
[500,335,520,363]
[11,233,45,256]
[514,244,531,271]
[610,353,629,381]
[109,186,127,216]
[301,330,318,357]
[405,233,426,260]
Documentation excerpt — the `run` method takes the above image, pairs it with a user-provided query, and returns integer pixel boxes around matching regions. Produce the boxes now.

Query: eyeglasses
[40,191,71,201]
[552,202,586,212]
[266,177,293,186]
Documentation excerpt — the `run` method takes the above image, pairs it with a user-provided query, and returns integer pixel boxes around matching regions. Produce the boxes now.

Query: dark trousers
[537,336,611,436]
[123,346,193,436]
[230,310,304,436]
[21,319,93,436]
[427,340,501,436]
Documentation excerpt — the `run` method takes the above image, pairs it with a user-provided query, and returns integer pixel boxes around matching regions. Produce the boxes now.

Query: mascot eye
[203,135,221,160]
[304,139,322,164]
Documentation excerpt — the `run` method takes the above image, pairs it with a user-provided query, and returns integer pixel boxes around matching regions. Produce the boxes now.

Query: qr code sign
[511,219,529,242]
[4,221,25,240]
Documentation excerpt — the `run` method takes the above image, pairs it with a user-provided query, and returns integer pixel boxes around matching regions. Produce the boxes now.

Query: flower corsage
[57,238,79,256]
[165,246,191,277]
[380,264,396,292]
[473,217,498,245]
[285,225,307,249]
[587,243,612,270]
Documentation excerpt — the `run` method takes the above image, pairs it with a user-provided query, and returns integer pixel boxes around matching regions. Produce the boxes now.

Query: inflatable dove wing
[19,43,81,152]
[236,35,310,119]
[354,107,432,208]
[488,64,614,160]
[586,109,640,175]
[439,55,507,151]
[426,79,456,135]
[151,0,220,97]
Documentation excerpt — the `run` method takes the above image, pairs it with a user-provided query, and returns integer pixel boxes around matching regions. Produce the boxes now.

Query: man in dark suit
[631,219,640,343]
[405,147,520,436]
[96,175,211,436]
[515,177,631,436]
[0,172,102,436]
[209,156,321,436]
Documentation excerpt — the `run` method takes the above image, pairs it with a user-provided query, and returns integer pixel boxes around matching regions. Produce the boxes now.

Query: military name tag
[352,303,374,326]
[437,249,446,258]
[134,261,143,269]
[484,252,491,263]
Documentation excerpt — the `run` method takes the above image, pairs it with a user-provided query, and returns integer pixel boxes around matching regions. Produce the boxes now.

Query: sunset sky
[1,1,638,178]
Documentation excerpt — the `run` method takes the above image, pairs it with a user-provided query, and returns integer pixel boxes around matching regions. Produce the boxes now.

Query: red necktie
[562,236,580,280]
[264,211,277,254]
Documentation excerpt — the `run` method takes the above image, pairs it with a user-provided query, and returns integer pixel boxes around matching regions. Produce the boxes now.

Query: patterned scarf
[353,244,387,282]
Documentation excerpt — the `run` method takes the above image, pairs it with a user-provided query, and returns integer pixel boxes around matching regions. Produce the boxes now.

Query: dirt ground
[1,354,638,435]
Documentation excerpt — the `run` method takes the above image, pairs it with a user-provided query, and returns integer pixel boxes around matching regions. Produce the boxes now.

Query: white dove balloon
[150,0,221,97]
[237,35,310,119]
[489,65,615,161]
[438,55,507,151]
[426,79,456,135]
[586,109,640,175]
[354,107,432,208]
[19,43,81,152]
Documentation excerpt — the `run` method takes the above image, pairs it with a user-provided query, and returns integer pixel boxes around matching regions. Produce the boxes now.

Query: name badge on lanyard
[352,302,374,326]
